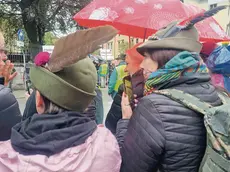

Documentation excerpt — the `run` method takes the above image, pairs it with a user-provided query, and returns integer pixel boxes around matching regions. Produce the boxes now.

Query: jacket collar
[11,111,97,156]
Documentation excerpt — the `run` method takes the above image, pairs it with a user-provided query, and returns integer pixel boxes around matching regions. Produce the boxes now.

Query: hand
[132,94,139,108]
[0,60,17,86]
[121,92,133,119]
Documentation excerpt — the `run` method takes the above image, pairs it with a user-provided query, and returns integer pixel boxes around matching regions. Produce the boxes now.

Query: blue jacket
[108,61,126,98]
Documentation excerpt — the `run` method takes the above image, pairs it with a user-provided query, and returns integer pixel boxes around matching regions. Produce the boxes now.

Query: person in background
[108,54,128,99]
[98,61,109,88]
[108,61,114,77]
[0,26,121,172]
[0,31,21,141]
[116,21,221,172]
[201,42,230,92]
[95,62,101,86]
[105,43,144,134]
[200,42,217,63]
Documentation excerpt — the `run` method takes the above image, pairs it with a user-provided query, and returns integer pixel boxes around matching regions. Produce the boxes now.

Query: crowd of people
[0,19,230,172]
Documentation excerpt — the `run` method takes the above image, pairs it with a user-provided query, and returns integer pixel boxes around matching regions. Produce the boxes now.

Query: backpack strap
[154,89,212,116]
[217,91,230,105]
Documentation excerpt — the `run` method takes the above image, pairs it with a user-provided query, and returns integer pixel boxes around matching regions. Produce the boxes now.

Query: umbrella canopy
[74,0,229,42]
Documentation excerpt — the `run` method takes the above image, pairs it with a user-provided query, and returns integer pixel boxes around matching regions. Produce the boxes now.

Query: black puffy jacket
[116,75,222,172]
[0,83,21,141]
[105,85,123,134]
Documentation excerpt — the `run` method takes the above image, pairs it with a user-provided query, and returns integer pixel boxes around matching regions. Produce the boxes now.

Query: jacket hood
[11,111,97,156]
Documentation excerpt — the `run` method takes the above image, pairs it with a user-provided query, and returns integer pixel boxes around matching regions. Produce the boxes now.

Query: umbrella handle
[143,28,147,42]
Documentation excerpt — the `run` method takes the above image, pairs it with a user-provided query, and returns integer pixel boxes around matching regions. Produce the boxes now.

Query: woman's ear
[35,91,45,114]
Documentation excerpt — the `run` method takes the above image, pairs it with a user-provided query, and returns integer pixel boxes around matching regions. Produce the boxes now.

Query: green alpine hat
[30,25,118,112]
[137,21,202,55]
[30,58,97,112]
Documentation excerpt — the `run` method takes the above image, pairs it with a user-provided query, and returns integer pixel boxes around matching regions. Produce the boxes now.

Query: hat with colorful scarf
[137,6,227,96]
[30,26,117,112]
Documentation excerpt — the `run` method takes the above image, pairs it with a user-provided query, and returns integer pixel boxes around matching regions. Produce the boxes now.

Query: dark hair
[146,49,182,69]
[117,53,126,60]
[39,92,67,114]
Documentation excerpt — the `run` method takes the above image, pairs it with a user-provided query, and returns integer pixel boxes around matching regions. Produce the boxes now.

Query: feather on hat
[137,5,227,54]
[48,25,118,72]
[30,25,118,112]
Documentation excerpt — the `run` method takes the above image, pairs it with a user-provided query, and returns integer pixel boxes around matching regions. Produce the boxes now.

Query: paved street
[13,88,113,123]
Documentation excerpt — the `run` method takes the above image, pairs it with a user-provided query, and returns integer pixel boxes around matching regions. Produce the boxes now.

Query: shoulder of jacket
[139,93,173,105]
[0,85,11,95]
[0,86,18,109]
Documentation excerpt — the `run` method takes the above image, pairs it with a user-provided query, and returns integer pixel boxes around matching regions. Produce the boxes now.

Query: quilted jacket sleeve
[116,119,129,147]
[105,85,123,134]
[118,97,166,172]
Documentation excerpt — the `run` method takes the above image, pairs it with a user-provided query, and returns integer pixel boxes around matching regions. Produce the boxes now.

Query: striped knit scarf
[144,51,209,96]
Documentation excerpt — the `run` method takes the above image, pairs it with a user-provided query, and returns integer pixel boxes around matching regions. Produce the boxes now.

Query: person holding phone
[105,43,144,134]
[117,21,222,172]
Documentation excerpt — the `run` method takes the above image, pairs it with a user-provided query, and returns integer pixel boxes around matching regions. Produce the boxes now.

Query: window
[131,38,134,46]
[108,42,113,49]
[122,39,124,43]
[111,42,113,49]
[136,38,139,43]
[210,3,217,9]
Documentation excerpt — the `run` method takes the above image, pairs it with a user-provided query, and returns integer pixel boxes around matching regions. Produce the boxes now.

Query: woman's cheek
[143,70,150,81]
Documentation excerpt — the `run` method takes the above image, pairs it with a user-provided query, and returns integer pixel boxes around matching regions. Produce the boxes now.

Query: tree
[0,18,18,49]
[44,32,58,45]
[0,0,91,56]
[119,41,129,54]
[92,49,100,56]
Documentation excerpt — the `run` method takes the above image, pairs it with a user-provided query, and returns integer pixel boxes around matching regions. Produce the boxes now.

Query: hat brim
[137,37,202,55]
[30,66,96,112]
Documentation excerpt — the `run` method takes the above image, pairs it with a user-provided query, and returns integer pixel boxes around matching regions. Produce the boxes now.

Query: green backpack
[154,89,230,172]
